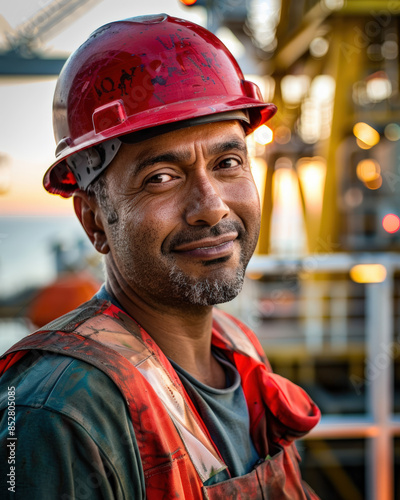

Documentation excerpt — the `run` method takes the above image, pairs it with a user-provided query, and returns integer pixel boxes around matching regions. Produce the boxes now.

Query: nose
[185,173,230,227]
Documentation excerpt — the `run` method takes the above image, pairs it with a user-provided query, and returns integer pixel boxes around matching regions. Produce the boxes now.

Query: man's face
[100,120,261,309]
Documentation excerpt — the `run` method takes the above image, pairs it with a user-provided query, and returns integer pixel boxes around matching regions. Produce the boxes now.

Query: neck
[105,272,226,388]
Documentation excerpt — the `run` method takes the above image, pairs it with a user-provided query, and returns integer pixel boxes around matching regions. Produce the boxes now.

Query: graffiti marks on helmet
[95,67,139,98]
[92,36,221,103]
[155,32,191,51]
[118,67,137,96]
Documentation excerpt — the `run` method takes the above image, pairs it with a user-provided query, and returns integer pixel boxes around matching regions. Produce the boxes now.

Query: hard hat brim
[44,98,277,198]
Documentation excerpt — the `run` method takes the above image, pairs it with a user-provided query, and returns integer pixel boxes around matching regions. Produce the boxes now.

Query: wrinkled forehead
[106,119,249,180]
[69,112,250,191]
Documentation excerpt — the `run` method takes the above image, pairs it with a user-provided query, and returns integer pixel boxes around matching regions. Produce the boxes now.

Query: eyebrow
[132,137,248,176]
[208,138,248,157]
[133,151,192,176]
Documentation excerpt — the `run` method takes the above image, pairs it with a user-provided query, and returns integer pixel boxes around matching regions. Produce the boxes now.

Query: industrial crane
[0,0,102,75]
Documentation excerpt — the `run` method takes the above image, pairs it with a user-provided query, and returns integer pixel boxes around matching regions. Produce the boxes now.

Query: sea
[0,216,98,354]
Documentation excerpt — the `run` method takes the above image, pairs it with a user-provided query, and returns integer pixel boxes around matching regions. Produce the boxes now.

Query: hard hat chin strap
[66,138,122,191]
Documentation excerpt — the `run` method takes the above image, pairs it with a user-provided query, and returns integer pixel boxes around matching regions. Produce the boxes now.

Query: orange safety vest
[0,299,321,499]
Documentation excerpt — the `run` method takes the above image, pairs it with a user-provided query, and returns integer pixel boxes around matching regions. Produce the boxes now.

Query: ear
[73,191,110,254]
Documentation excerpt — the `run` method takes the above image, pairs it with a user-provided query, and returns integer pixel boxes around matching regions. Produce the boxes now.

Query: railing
[238,253,400,500]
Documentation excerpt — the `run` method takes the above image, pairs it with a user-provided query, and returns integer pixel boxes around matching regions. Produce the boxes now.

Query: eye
[216,157,241,170]
[147,173,175,184]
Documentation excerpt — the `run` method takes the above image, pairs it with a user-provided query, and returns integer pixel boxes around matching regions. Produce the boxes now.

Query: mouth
[172,233,238,260]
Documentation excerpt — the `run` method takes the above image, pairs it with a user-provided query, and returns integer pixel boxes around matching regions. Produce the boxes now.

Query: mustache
[167,220,245,252]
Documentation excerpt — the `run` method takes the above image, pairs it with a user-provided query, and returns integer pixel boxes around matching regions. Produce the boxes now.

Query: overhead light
[356,138,373,150]
[309,37,329,58]
[366,76,392,102]
[323,0,344,10]
[254,125,273,145]
[270,159,307,255]
[247,0,281,52]
[281,75,310,106]
[350,264,387,284]
[364,176,382,190]
[310,75,335,102]
[297,157,327,215]
[353,122,380,148]
[355,159,382,190]
[356,159,381,183]
[382,214,400,234]
[179,0,200,5]
[299,99,320,143]
[250,157,268,206]
[298,75,335,143]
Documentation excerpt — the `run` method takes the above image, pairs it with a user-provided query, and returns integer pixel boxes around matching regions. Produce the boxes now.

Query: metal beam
[365,269,394,500]
[0,52,66,76]
[272,1,332,70]
[340,1,400,14]
[7,0,101,53]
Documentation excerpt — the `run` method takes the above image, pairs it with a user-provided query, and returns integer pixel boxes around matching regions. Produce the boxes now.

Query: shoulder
[0,350,145,499]
[0,350,135,451]
[1,350,122,411]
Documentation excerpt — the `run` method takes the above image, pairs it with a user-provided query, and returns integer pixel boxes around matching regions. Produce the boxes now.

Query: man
[0,14,320,499]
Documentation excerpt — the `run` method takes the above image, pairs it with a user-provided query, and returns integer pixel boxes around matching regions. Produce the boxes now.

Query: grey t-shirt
[170,351,260,485]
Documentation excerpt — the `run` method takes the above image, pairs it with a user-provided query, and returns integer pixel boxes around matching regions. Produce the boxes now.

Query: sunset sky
[0,0,204,215]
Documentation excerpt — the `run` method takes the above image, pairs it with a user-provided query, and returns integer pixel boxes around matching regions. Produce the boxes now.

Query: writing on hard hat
[44,14,277,198]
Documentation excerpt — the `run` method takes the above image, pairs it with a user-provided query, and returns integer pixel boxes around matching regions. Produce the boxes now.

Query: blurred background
[1,0,400,498]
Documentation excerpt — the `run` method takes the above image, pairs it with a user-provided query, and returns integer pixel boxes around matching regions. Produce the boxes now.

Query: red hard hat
[44,14,277,198]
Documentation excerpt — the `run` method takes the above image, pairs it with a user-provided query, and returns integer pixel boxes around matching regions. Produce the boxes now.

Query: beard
[107,215,259,309]
[164,219,256,306]
[167,260,246,306]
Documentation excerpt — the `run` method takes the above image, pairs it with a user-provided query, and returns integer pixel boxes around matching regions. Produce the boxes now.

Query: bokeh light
[353,122,380,148]
[366,76,392,102]
[297,157,327,214]
[309,37,329,58]
[274,125,291,144]
[364,176,382,190]
[254,125,273,145]
[281,74,310,106]
[250,157,268,206]
[344,187,363,208]
[384,123,400,141]
[350,264,387,283]
[356,158,382,190]
[382,213,400,233]
[356,159,381,183]
[356,138,373,150]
